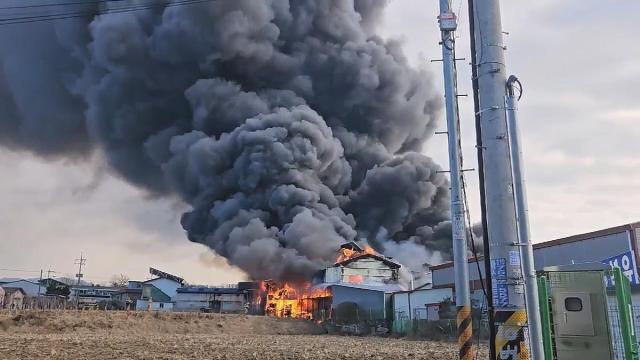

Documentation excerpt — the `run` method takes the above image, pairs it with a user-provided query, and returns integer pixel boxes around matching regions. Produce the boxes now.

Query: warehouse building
[430,222,640,306]
[173,286,251,313]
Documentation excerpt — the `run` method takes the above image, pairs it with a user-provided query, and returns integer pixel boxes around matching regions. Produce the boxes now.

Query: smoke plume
[0,0,451,280]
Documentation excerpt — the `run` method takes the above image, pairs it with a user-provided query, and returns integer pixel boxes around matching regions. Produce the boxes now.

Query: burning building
[262,242,413,323]
[0,1,452,288]
[322,242,412,289]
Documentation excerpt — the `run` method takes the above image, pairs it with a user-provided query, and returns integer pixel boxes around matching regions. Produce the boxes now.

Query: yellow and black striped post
[494,309,529,359]
[457,305,474,360]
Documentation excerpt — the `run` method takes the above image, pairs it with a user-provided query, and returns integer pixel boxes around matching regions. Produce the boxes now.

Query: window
[159,303,164,309]
[564,297,583,312]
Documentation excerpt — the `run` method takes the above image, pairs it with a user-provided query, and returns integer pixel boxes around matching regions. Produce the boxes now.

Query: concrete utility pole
[437,1,473,359]
[471,0,544,358]
[74,254,86,310]
[74,253,86,286]
[38,269,43,296]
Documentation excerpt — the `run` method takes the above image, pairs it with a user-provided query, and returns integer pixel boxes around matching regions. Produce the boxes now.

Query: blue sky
[1,1,638,284]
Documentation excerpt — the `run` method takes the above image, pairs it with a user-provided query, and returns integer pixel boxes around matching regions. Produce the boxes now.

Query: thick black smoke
[0,0,451,280]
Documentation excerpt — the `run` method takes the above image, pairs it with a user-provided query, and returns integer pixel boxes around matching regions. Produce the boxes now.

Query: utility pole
[74,254,86,310]
[437,2,473,359]
[470,0,543,358]
[466,0,496,357]
[505,75,544,359]
[38,269,43,296]
[74,253,86,286]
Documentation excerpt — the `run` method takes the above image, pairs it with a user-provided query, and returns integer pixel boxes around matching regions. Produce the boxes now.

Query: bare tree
[110,274,130,288]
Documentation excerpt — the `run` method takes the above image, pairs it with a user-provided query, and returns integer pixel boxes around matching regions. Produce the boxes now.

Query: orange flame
[336,244,377,263]
[262,281,331,319]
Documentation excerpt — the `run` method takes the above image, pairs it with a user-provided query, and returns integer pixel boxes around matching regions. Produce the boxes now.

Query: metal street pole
[506,76,545,359]
[471,0,543,358]
[466,0,496,357]
[437,1,473,359]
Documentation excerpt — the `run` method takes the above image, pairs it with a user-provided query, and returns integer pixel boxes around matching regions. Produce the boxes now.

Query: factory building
[70,286,120,309]
[430,222,640,307]
[173,286,251,313]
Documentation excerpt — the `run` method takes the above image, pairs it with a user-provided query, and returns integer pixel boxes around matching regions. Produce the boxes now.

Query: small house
[2,287,26,310]
[111,288,142,310]
[320,242,413,289]
[135,268,183,311]
[0,280,45,297]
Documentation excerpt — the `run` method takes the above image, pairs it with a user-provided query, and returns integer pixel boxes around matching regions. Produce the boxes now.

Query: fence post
[537,275,554,360]
[613,267,639,360]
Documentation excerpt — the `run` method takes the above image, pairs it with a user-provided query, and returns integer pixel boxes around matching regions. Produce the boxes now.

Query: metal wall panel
[432,231,632,288]
[331,286,385,319]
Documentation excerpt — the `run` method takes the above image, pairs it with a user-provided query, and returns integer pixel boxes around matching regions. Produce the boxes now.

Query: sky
[1,0,638,285]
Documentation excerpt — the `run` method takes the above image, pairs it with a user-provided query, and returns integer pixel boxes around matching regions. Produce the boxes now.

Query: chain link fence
[607,302,640,360]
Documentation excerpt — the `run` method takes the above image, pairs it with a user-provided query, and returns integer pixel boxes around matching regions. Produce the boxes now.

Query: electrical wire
[471,0,484,68]
[456,0,464,27]
[0,268,42,273]
[0,0,126,12]
[0,0,215,26]
[0,0,208,22]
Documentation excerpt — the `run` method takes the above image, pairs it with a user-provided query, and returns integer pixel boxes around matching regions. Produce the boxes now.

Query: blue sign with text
[493,281,509,307]
[491,258,507,280]
[602,250,640,286]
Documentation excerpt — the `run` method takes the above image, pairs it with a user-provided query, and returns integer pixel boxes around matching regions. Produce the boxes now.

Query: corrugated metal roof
[176,287,247,294]
[2,287,26,295]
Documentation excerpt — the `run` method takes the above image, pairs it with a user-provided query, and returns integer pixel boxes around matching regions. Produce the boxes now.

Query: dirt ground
[0,311,488,359]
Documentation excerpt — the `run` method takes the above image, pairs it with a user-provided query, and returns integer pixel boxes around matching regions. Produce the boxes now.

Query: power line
[0,0,162,20]
[0,268,43,273]
[0,0,215,26]
[0,0,126,11]
[0,0,211,22]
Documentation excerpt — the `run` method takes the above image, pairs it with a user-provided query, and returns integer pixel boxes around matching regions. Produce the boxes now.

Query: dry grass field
[0,311,487,359]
